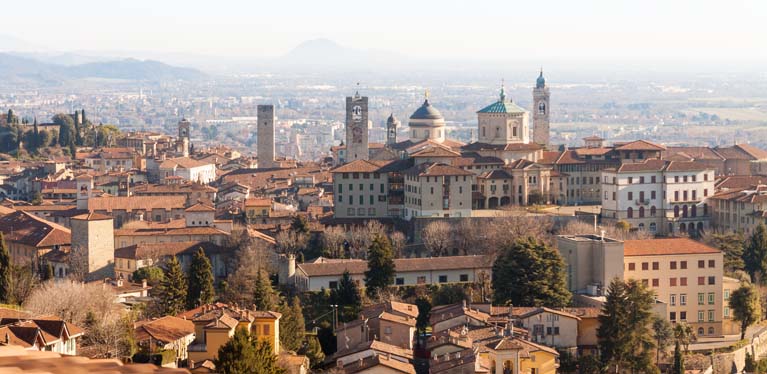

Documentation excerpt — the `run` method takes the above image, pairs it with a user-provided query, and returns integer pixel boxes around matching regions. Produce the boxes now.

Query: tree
[252,339,285,374]
[652,317,672,366]
[0,233,10,304]
[53,113,75,147]
[215,327,258,374]
[422,221,453,257]
[291,215,310,234]
[253,269,277,311]
[42,262,54,281]
[673,322,694,353]
[330,270,362,322]
[321,226,346,258]
[671,341,684,374]
[279,296,306,352]
[157,257,187,315]
[415,296,432,334]
[300,336,325,369]
[597,278,656,374]
[275,230,308,255]
[730,283,761,340]
[492,237,571,307]
[432,285,468,306]
[528,190,545,205]
[705,232,745,274]
[132,266,165,288]
[187,248,215,309]
[744,223,767,283]
[221,229,272,307]
[364,234,396,298]
[615,220,631,232]
[8,264,39,305]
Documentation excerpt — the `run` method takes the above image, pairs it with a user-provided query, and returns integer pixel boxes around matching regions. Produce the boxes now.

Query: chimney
[5,333,9,344]
[142,279,147,289]
[600,230,606,241]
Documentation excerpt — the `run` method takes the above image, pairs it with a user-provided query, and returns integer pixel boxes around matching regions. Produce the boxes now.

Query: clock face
[352,105,362,121]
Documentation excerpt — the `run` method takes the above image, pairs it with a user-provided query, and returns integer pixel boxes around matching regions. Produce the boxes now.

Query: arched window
[703,203,708,216]
[627,207,633,218]
[639,206,645,218]
[650,206,657,216]
[691,205,697,217]
[708,327,715,335]
[638,223,645,230]
[674,205,680,217]
[698,327,705,335]
[482,127,486,137]
[682,205,688,218]
[649,222,657,232]
[538,101,546,115]
[680,223,687,232]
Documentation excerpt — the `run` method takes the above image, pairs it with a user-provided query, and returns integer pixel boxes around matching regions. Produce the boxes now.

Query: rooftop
[624,238,721,257]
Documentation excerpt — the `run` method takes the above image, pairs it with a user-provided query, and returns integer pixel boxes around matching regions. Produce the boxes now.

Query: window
[652,279,659,287]
[680,261,687,269]
[708,260,715,268]
[670,294,676,306]
[651,191,656,199]
[698,276,705,285]
[698,311,704,322]
[698,260,705,268]
[670,278,677,287]
[670,311,676,321]
[698,293,705,305]
[670,261,677,270]
[628,263,636,271]
[680,294,687,306]
[640,176,645,184]
[652,176,657,183]
[652,262,659,270]
[384,326,392,335]
[680,277,687,286]
[680,311,687,321]
[708,292,715,304]
[460,274,469,282]
[725,307,730,318]
[642,262,649,270]
[395,278,404,285]
[628,191,633,200]
[708,276,716,285]
[438,275,448,283]
[417,276,426,284]
[263,324,270,335]
[708,310,715,322]
[725,290,730,300]
[628,177,633,184]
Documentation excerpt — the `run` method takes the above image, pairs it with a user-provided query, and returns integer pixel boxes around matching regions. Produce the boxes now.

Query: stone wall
[712,328,767,373]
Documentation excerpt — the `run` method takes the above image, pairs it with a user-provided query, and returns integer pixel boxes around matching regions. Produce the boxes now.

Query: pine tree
[278,296,306,352]
[157,256,187,315]
[708,232,745,273]
[744,223,767,283]
[0,233,10,304]
[187,247,215,309]
[300,336,325,369]
[252,339,286,374]
[671,341,684,374]
[492,237,571,307]
[364,234,396,298]
[253,269,276,311]
[331,270,362,322]
[215,327,258,374]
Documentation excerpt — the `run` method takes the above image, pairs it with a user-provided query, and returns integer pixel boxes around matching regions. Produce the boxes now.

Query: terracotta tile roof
[244,198,271,207]
[665,160,712,172]
[538,151,563,165]
[0,211,71,248]
[405,162,474,177]
[87,195,186,212]
[624,238,721,256]
[0,345,190,373]
[114,241,227,260]
[583,135,604,141]
[410,146,461,158]
[298,255,491,277]
[517,307,581,321]
[341,353,416,374]
[132,183,217,195]
[716,175,767,190]
[613,159,667,172]
[714,144,767,160]
[574,147,612,156]
[159,157,213,169]
[664,146,724,161]
[185,203,215,212]
[461,142,542,152]
[333,339,414,361]
[488,336,559,357]
[331,159,391,173]
[135,316,194,343]
[479,169,512,180]
[71,212,113,221]
[614,140,666,151]
[430,303,491,325]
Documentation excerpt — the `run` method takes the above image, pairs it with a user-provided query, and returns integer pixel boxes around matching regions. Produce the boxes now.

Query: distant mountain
[276,38,402,70]
[0,53,206,83]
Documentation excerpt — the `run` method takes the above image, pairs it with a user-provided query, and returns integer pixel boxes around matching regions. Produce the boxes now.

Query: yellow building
[480,337,559,374]
[178,303,281,364]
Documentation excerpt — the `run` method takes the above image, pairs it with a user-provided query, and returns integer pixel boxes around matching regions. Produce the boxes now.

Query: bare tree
[454,219,482,255]
[275,230,309,255]
[421,221,453,257]
[389,231,407,258]
[221,238,274,307]
[8,265,39,305]
[321,226,347,258]
[24,280,121,327]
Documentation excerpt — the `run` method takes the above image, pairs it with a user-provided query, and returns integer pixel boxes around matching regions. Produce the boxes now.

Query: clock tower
[345,90,369,162]
[532,69,551,148]
[386,113,399,146]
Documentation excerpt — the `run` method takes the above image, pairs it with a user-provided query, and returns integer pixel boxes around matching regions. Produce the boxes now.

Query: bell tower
[532,69,551,148]
[177,119,190,157]
[386,113,399,146]
[345,87,369,162]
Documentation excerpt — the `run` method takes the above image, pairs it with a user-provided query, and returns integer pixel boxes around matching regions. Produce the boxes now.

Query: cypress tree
[672,341,684,374]
[301,336,325,369]
[32,117,39,152]
[187,247,215,309]
[253,269,276,311]
[331,270,362,322]
[364,234,396,298]
[0,233,10,304]
[278,296,306,352]
[158,256,187,315]
[744,223,767,283]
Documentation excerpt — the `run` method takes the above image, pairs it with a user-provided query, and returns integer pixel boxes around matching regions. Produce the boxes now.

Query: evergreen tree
[31,117,39,152]
[597,278,656,373]
[300,336,325,369]
[672,341,684,374]
[652,316,672,366]
[708,232,745,274]
[492,237,571,307]
[252,339,286,374]
[215,327,258,374]
[415,296,432,334]
[364,234,396,298]
[278,296,306,352]
[187,247,215,309]
[253,269,276,311]
[744,223,767,283]
[290,215,309,234]
[0,233,10,304]
[330,270,362,322]
[157,256,187,315]
[53,113,75,148]
[730,283,761,340]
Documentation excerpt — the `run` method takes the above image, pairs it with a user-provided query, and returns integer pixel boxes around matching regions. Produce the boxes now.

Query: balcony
[635,199,650,206]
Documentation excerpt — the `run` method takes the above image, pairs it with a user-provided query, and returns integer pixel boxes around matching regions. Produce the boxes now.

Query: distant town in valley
[0,2,766,374]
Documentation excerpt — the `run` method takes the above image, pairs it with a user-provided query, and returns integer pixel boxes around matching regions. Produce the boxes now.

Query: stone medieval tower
[532,70,551,148]
[257,105,276,168]
[345,91,369,162]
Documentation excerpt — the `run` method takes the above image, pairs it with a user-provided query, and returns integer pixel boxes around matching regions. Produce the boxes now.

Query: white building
[404,163,474,220]
[158,157,217,184]
[601,159,715,235]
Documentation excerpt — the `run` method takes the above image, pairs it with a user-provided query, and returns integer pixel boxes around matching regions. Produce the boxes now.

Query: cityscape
[0,1,766,374]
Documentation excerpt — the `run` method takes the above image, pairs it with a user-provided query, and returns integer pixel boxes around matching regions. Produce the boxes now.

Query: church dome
[387,113,398,124]
[409,99,444,120]
[536,70,546,88]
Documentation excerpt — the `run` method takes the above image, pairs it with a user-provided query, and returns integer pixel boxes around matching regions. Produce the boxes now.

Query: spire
[424,89,430,103]
[354,82,360,98]
[536,68,546,89]
[499,79,506,102]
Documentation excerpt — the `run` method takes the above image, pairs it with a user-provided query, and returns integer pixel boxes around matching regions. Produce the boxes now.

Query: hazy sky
[5,0,767,62]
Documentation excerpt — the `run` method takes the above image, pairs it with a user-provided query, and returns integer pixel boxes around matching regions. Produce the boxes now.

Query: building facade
[345,93,369,162]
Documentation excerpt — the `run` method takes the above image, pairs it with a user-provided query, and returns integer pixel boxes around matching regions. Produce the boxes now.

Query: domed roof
[387,113,399,124]
[409,99,444,120]
[536,70,546,88]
